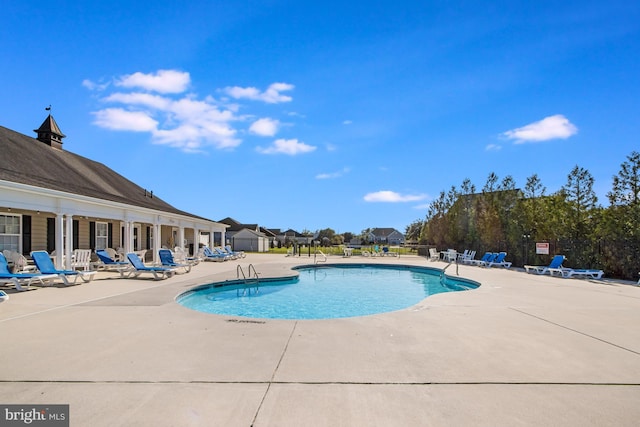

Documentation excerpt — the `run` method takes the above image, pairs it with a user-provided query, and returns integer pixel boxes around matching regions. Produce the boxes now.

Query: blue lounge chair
[382,246,398,257]
[95,249,131,277]
[31,251,96,286]
[0,289,8,302]
[158,249,191,273]
[0,253,57,291]
[524,255,565,275]
[213,247,235,260]
[468,252,494,266]
[126,252,175,280]
[486,252,512,268]
[201,246,227,262]
[225,245,246,259]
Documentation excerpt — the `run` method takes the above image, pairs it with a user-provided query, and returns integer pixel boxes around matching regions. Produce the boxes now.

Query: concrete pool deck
[1,253,639,426]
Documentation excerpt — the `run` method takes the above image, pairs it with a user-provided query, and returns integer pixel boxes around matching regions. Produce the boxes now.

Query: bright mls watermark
[0,405,68,426]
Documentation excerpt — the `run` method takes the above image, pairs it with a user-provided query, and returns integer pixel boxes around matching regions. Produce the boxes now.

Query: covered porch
[1,180,226,269]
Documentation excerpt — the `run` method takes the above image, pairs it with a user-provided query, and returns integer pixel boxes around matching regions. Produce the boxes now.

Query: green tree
[477,173,504,249]
[422,190,450,246]
[405,219,424,243]
[512,174,547,265]
[316,228,336,247]
[415,152,640,279]
[342,232,355,244]
[561,165,598,240]
[556,165,599,267]
[601,151,640,277]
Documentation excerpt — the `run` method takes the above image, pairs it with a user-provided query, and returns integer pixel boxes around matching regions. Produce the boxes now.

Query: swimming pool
[177,264,479,320]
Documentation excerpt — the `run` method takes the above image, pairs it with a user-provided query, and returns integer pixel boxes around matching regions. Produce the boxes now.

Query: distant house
[0,114,227,266]
[218,217,277,249]
[276,229,313,246]
[368,228,405,245]
[231,228,270,252]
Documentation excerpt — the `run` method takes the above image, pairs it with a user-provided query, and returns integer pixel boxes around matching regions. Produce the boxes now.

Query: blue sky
[2,1,639,235]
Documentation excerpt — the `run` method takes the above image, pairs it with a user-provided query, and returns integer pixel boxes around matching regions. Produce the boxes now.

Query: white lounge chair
[3,250,37,273]
[549,267,604,280]
[105,247,123,262]
[428,248,439,261]
[459,250,477,264]
[71,249,92,271]
[442,249,457,262]
[456,250,469,262]
[174,247,199,265]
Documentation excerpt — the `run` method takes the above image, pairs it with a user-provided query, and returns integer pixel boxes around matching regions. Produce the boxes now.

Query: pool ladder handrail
[314,249,327,264]
[236,264,260,296]
[440,260,459,285]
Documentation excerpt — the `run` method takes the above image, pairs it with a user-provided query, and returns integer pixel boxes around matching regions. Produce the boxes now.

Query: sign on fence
[536,242,549,255]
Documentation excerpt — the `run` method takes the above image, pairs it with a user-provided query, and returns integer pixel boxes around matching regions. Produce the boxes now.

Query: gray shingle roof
[0,123,211,221]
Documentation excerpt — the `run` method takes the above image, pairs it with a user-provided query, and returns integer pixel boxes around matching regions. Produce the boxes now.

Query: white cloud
[316,167,350,179]
[116,70,191,94]
[249,118,279,136]
[224,82,294,103]
[87,70,298,153]
[257,139,316,155]
[104,92,171,110]
[82,79,109,91]
[343,120,352,125]
[153,124,240,152]
[363,190,427,203]
[485,143,502,151]
[92,108,158,131]
[502,114,578,143]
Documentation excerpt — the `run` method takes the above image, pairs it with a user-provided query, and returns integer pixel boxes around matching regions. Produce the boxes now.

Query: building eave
[0,179,227,231]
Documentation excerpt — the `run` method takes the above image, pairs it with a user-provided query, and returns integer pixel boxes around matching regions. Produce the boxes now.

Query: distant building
[276,229,313,246]
[218,217,276,249]
[231,228,270,252]
[367,228,405,245]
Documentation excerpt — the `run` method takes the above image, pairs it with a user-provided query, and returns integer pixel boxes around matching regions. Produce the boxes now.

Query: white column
[221,229,226,248]
[55,214,64,269]
[153,223,162,264]
[65,215,73,270]
[123,221,132,254]
[193,226,199,256]
[130,222,136,254]
[178,227,185,251]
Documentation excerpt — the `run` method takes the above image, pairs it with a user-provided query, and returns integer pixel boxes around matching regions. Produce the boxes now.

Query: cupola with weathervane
[34,110,65,150]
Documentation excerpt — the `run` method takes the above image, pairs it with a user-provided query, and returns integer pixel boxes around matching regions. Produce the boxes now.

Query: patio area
[1,253,639,426]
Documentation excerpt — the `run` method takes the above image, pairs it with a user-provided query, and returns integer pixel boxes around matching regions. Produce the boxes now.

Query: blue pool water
[177,264,479,320]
